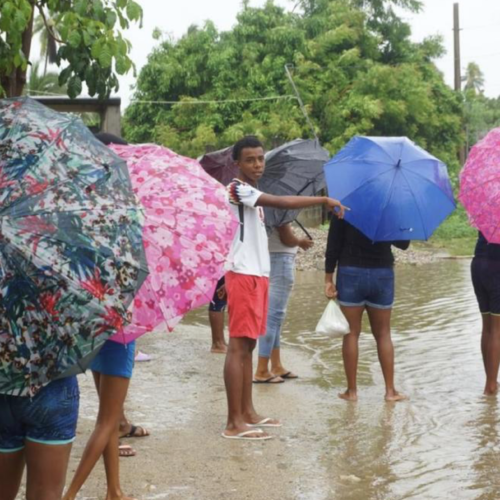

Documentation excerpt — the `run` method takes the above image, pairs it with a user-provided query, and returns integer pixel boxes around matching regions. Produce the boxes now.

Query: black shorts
[471,258,500,315]
[208,277,227,312]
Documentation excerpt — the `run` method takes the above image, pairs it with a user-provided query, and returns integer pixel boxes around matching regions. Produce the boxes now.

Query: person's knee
[346,329,361,338]
[373,329,391,341]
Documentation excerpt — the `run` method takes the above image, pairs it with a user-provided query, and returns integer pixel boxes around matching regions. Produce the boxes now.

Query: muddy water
[186,260,500,500]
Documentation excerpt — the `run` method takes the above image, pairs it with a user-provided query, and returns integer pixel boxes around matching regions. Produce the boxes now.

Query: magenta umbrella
[108,144,239,343]
[459,128,500,243]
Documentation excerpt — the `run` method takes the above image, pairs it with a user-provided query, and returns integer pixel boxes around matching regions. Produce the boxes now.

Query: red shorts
[225,271,269,339]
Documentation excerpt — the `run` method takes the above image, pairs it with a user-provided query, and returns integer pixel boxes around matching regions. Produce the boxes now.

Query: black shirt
[474,232,500,260]
[325,218,410,273]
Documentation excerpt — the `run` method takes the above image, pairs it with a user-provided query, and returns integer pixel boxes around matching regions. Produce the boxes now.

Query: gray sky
[34,0,500,105]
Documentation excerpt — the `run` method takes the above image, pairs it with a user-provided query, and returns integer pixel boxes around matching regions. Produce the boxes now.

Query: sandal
[120,424,150,438]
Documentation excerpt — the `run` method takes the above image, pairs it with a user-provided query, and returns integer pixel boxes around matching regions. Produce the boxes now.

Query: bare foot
[106,492,137,500]
[211,343,227,354]
[484,385,498,397]
[106,496,137,500]
[385,391,408,402]
[118,443,136,457]
[338,390,358,402]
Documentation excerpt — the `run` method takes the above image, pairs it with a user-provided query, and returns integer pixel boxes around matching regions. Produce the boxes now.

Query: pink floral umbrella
[108,144,238,343]
[459,128,500,243]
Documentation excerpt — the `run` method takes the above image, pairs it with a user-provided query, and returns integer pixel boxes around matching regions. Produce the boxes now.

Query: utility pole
[453,3,466,164]
[453,3,461,92]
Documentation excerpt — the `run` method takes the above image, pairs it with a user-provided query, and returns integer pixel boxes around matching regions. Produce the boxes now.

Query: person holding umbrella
[324,217,409,402]
[0,99,146,500]
[222,136,346,440]
[459,128,500,396]
[323,136,456,402]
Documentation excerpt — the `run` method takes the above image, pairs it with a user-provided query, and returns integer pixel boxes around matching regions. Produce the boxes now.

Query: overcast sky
[40,0,500,106]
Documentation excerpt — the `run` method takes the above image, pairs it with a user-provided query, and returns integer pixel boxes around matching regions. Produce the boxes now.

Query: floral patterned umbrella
[459,128,500,243]
[107,144,238,344]
[0,97,147,396]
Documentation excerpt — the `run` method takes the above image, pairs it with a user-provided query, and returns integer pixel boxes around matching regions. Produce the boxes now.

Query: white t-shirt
[225,180,270,277]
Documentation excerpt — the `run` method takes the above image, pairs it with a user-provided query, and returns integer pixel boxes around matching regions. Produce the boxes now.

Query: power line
[130,95,298,105]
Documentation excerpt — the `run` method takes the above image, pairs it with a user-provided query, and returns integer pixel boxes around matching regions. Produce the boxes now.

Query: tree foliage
[124,0,463,178]
[0,0,143,98]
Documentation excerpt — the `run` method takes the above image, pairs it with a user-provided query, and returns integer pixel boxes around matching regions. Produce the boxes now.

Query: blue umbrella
[324,136,456,241]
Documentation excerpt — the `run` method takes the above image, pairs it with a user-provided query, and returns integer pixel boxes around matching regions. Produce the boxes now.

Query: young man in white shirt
[222,136,346,440]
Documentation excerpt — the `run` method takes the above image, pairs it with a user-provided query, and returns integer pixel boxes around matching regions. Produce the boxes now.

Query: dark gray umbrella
[259,138,329,233]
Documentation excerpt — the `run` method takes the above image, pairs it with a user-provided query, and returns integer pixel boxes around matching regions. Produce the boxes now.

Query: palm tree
[463,62,485,95]
[23,60,66,96]
[33,12,60,76]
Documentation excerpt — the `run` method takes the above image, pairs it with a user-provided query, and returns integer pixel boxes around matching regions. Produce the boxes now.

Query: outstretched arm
[256,193,347,218]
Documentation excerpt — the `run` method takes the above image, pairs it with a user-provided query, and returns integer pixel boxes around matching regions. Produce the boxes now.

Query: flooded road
[184,259,500,500]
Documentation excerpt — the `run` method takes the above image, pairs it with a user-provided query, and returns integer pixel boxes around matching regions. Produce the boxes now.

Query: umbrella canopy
[0,97,147,396]
[198,146,238,186]
[199,139,328,231]
[324,136,456,241]
[259,139,328,231]
[108,144,239,344]
[459,128,500,243]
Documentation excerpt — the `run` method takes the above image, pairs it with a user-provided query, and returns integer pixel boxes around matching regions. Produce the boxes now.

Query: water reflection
[184,259,500,499]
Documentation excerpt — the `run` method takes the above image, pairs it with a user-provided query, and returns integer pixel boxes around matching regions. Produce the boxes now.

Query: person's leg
[0,449,25,500]
[224,337,267,437]
[481,313,492,375]
[63,373,132,500]
[24,441,71,500]
[270,255,296,378]
[209,310,227,354]
[256,254,295,380]
[338,306,364,401]
[484,315,500,395]
[366,306,407,401]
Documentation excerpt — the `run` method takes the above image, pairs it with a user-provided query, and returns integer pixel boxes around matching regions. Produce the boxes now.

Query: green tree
[0,0,143,98]
[124,0,462,173]
[23,59,66,95]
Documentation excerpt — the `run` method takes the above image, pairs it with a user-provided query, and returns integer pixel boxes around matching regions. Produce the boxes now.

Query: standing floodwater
[66,259,499,500]
[187,259,497,499]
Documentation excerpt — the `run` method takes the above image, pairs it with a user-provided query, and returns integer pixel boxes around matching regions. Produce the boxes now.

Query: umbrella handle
[294,219,313,240]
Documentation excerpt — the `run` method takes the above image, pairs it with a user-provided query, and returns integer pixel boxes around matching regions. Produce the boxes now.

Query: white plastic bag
[315,300,350,337]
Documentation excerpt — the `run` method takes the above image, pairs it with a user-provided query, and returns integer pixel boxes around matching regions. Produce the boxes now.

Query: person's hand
[325,281,337,299]
[217,284,227,300]
[325,198,349,219]
[298,238,314,251]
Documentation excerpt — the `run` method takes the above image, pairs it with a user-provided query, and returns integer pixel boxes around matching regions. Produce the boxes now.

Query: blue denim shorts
[208,277,227,312]
[90,339,136,379]
[336,266,394,309]
[0,376,79,453]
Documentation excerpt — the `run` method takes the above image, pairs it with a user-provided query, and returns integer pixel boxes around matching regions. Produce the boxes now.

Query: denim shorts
[336,266,394,309]
[208,276,227,312]
[90,339,136,379]
[0,376,79,453]
[471,258,500,315]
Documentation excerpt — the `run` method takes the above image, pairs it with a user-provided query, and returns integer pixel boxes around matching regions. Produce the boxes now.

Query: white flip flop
[247,417,282,428]
[221,429,273,441]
